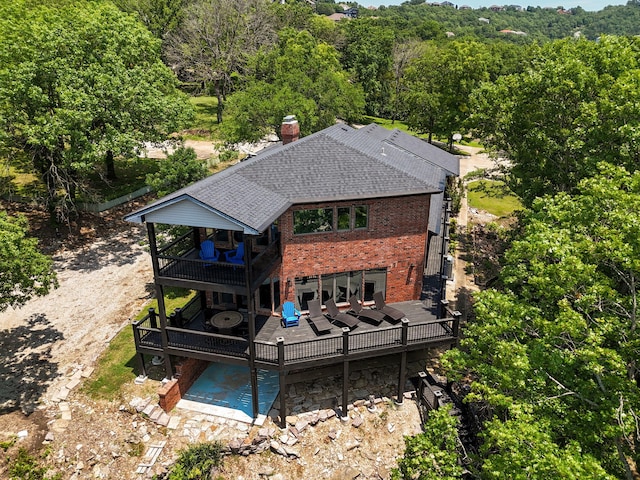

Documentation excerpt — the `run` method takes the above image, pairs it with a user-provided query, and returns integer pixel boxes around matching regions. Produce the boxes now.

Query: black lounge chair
[348,295,386,325]
[307,299,334,335]
[373,291,405,323]
[325,299,359,329]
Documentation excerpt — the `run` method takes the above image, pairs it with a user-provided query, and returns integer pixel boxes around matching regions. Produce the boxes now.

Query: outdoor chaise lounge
[373,291,405,323]
[224,242,244,265]
[348,295,386,325]
[199,239,220,265]
[307,299,334,335]
[325,299,359,329]
[281,301,300,328]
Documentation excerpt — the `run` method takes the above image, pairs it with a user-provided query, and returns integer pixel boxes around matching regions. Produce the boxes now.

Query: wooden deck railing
[133,313,460,367]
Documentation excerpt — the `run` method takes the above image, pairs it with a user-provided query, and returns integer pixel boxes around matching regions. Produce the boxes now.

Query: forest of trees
[2,0,640,477]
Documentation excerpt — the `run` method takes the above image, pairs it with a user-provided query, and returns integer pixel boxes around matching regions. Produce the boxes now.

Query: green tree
[339,19,395,117]
[0,211,57,312]
[113,0,187,39]
[470,36,640,206]
[392,408,464,480]
[403,40,491,147]
[146,146,208,197]
[443,165,640,477]
[165,0,276,123]
[0,0,192,221]
[223,29,365,142]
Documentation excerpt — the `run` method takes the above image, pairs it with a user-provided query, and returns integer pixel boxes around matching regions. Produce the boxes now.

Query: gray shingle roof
[125,123,459,233]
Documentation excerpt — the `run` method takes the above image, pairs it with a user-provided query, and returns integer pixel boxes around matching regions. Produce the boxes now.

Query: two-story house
[125,117,460,424]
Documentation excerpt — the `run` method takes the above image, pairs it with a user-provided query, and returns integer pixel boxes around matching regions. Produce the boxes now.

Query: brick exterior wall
[278,195,431,305]
[158,357,209,412]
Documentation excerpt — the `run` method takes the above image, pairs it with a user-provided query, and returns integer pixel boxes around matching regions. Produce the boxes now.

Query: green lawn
[467,179,522,217]
[82,287,195,400]
[186,96,222,140]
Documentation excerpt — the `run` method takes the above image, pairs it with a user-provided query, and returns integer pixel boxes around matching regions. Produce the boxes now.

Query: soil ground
[0,143,497,479]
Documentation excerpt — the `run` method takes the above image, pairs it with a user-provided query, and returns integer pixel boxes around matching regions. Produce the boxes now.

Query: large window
[293,269,386,309]
[295,276,319,310]
[293,205,368,235]
[293,209,333,234]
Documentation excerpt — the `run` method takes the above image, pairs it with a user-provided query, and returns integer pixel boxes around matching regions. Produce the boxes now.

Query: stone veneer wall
[278,195,430,304]
[158,357,209,412]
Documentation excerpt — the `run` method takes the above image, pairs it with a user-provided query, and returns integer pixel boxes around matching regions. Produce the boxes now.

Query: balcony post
[439,299,449,320]
[396,318,409,405]
[452,310,462,344]
[277,337,287,428]
[148,307,157,329]
[146,222,160,279]
[155,283,174,379]
[341,327,350,420]
[243,235,260,420]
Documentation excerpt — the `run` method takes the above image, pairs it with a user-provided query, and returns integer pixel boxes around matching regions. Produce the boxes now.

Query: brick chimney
[281,115,300,145]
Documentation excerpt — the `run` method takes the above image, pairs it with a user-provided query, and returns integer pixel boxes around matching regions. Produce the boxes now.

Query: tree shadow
[0,314,64,415]
[52,232,147,272]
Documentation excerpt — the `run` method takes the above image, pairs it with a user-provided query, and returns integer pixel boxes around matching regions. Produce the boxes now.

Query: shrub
[166,442,223,480]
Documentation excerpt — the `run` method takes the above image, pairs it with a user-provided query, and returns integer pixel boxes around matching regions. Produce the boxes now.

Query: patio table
[210,311,243,331]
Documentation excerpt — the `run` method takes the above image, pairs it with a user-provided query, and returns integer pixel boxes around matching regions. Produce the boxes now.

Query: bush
[165,442,223,480]
[146,146,208,197]
[8,448,60,480]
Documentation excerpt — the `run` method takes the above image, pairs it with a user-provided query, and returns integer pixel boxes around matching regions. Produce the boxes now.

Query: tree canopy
[441,165,640,477]
[223,29,365,142]
[0,211,57,312]
[0,0,192,220]
[470,36,640,206]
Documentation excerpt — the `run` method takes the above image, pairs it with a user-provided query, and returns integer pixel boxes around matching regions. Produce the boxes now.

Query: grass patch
[185,96,222,140]
[363,116,414,134]
[83,287,195,400]
[81,156,159,202]
[467,179,522,217]
[1,155,159,203]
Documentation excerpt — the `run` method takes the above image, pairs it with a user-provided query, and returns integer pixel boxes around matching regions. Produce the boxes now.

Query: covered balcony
[149,226,281,293]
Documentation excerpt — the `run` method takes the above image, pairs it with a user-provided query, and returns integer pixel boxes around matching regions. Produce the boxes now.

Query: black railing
[157,229,194,258]
[132,309,162,351]
[157,255,247,286]
[166,328,249,359]
[133,312,460,367]
[154,234,280,288]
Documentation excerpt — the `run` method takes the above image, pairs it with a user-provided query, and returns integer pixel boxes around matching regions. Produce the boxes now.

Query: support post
[396,318,409,404]
[452,310,462,344]
[439,299,449,320]
[341,327,350,419]
[137,353,147,378]
[277,337,287,428]
[155,283,173,379]
[148,307,157,329]
[243,235,260,420]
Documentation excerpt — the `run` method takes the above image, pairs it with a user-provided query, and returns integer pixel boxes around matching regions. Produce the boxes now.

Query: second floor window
[293,208,333,234]
[294,205,368,235]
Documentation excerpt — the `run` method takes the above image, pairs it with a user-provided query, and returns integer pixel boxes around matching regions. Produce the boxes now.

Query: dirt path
[0,212,152,414]
[447,146,498,315]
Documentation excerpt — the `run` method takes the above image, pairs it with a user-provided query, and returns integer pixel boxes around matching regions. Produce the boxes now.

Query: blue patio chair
[224,242,245,265]
[281,301,300,328]
[199,239,220,265]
